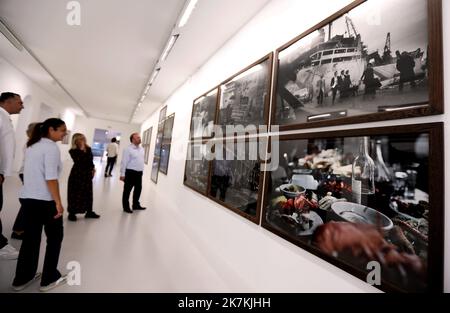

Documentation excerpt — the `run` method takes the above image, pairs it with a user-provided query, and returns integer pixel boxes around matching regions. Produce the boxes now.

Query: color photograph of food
[263,130,437,292]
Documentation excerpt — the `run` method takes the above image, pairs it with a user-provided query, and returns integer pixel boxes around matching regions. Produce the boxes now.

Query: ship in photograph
[275,0,429,126]
[262,124,444,292]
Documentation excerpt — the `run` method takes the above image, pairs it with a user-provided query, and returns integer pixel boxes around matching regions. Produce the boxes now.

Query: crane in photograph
[345,15,359,38]
[382,32,393,63]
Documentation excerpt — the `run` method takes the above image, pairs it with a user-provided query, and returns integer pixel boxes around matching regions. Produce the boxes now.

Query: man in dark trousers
[330,71,339,105]
[0,92,24,260]
[120,133,146,213]
[396,50,416,91]
[105,137,119,177]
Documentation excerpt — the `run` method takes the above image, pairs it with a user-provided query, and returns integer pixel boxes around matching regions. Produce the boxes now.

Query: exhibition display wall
[140,0,449,293]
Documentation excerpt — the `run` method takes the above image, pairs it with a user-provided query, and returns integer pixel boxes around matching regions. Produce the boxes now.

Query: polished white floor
[0,159,227,293]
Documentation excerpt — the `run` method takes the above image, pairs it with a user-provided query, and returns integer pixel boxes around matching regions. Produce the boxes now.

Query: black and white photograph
[274,0,432,127]
[162,113,175,144]
[189,89,218,139]
[217,55,272,134]
[184,143,210,195]
[159,143,171,175]
[158,106,167,123]
[151,156,160,184]
[209,140,263,223]
[143,127,153,165]
[262,123,443,293]
[154,130,163,160]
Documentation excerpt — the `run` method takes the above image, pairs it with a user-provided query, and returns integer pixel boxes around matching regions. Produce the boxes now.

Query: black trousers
[0,184,7,249]
[122,169,143,210]
[12,174,25,233]
[13,199,63,286]
[105,156,117,175]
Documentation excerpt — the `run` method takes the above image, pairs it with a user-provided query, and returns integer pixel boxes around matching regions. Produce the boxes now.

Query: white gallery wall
[140,0,450,292]
[70,116,140,163]
[0,56,77,169]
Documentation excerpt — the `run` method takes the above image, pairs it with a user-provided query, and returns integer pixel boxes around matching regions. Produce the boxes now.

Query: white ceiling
[0,0,271,124]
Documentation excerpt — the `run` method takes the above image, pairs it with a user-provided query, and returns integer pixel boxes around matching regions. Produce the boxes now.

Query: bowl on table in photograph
[279,184,306,199]
[330,202,393,231]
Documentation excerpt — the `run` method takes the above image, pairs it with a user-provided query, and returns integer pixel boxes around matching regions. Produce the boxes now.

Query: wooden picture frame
[143,127,153,165]
[261,122,444,293]
[158,106,167,123]
[151,120,165,184]
[159,113,175,175]
[271,0,443,131]
[216,53,274,136]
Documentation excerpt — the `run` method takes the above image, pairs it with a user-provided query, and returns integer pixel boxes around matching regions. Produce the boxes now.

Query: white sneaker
[40,274,68,292]
[0,244,19,260]
[12,272,42,292]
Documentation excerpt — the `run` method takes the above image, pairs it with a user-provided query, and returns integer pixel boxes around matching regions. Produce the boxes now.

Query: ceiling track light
[149,68,161,86]
[0,18,24,51]
[178,0,199,28]
[130,1,198,122]
[160,35,179,63]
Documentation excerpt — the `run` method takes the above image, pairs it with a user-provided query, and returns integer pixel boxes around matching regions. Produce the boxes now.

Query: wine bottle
[373,139,395,215]
[352,136,375,205]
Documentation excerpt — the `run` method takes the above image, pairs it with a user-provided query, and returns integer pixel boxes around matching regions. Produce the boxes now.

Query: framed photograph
[272,0,443,131]
[159,114,175,175]
[189,88,218,140]
[184,142,211,196]
[261,123,444,292]
[158,106,167,123]
[143,127,153,165]
[159,144,171,175]
[151,121,165,184]
[208,138,264,224]
[217,53,273,135]
[162,113,175,144]
[151,156,160,184]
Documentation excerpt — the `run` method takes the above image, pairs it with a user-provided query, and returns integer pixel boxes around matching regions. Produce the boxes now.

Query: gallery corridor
[0,0,449,297]
[0,159,240,293]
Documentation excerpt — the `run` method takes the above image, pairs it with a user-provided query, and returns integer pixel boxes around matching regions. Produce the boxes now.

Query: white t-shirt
[106,142,119,158]
[0,107,16,177]
[20,138,62,201]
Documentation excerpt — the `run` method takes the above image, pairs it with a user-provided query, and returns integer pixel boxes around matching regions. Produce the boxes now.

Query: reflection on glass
[184,143,210,194]
[265,133,430,292]
[210,142,261,217]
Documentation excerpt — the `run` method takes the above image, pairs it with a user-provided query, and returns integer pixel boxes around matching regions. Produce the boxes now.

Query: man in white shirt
[120,133,146,213]
[0,92,24,260]
[104,137,119,177]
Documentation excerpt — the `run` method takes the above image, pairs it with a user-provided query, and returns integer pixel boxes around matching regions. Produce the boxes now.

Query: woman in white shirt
[12,118,68,292]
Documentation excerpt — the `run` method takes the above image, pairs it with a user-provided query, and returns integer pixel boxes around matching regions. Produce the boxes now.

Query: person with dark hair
[11,123,39,240]
[338,70,346,99]
[67,133,100,221]
[330,71,339,105]
[120,132,146,213]
[316,75,325,107]
[360,62,378,100]
[105,137,119,177]
[396,50,416,91]
[12,118,68,292]
[0,92,23,260]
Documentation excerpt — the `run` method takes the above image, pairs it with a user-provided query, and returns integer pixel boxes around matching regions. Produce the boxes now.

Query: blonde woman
[67,133,100,221]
